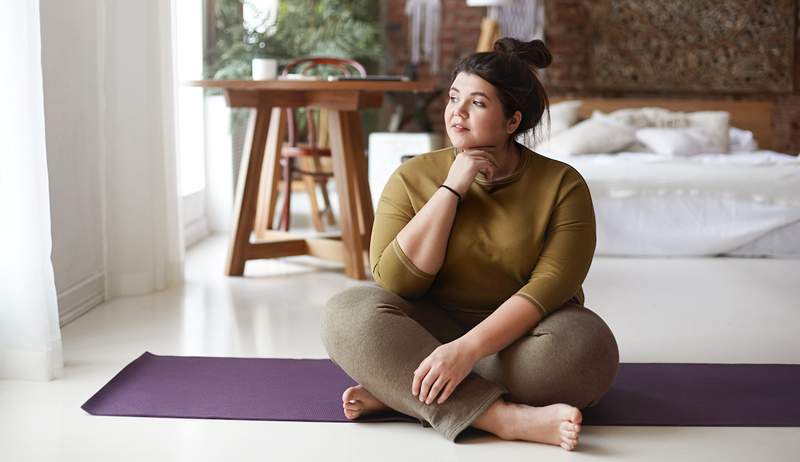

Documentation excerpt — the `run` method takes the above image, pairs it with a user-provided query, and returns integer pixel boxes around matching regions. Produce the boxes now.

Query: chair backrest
[281,57,367,148]
[281,57,367,78]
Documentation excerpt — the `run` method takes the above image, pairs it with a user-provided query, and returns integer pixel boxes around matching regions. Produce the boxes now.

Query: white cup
[252,58,278,80]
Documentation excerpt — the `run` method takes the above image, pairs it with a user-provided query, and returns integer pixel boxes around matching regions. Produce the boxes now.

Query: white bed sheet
[550,150,800,257]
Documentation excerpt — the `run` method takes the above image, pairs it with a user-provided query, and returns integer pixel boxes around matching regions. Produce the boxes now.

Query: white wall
[39,0,106,325]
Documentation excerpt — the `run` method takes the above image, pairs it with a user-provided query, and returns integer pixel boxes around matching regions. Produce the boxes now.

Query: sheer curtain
[0,0,64,381]
[405,0,441,74]
[102,0,184,298]
[1,0,184,380]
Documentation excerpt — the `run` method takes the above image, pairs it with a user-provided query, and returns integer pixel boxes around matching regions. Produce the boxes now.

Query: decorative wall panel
[588,0,796,93]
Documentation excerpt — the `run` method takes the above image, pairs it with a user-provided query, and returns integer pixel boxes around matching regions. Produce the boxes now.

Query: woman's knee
[322,284,376,327]
[552,307,620,406]
[550,307,618,361]
[516,306,619,408]
[320,284,399,346]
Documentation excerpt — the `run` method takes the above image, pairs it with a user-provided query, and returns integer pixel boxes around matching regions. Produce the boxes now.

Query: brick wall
[775,0,800,154]
[384,0,800,154]
[385,0,484,136]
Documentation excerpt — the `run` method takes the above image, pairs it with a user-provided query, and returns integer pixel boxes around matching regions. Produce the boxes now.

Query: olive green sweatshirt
[369,144,597,317]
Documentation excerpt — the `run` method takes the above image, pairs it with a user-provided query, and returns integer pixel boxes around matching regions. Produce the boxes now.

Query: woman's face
[444,72,521,149]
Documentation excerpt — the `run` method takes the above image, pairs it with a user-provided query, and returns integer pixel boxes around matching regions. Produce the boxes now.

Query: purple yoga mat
[82,352,413,423]
[81,352,800,426]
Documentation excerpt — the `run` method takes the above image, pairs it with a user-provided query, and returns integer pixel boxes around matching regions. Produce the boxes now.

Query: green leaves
[275,0,382,61]
[205,0,384,81]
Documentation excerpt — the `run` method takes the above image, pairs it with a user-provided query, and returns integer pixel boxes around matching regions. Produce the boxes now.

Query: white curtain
[101,0,184,298]
[405,0,441,74]
[0,0,183,380]
[0,0,64,381]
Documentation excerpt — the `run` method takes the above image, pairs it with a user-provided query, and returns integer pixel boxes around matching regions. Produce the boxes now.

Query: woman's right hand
[443,146,499,196]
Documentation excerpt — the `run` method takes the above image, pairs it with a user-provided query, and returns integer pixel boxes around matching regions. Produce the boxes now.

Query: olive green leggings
[320,284,619,442]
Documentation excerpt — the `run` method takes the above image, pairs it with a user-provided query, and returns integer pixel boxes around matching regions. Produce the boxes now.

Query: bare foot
[341,384,390,420]
[501,402,583,451]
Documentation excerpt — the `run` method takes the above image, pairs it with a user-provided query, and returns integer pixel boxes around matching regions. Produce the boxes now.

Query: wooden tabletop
[186,79,437,92]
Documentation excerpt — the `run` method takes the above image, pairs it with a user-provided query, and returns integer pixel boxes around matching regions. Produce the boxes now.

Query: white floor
[2,231,800,461]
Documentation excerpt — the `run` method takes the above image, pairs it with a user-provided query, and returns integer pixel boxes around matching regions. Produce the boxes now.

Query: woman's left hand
[412,339,477,405]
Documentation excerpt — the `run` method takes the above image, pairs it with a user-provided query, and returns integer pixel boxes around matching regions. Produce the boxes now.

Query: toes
[342,386,360,406]
[570,409,583,425]
[562,432,579,444]
[344,402,361,411]
[561,436,578,449]
[560,441,576,451]
[562,430,578,439]
[560,421,581,433]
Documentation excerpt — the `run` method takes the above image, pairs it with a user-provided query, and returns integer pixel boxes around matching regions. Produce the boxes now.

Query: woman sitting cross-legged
[320,37,619,450]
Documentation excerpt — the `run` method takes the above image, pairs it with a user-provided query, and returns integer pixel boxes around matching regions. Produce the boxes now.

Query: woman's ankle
[469,397,512,439]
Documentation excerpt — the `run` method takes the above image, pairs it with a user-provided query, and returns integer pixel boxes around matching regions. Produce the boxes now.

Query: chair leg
[312,156,336,226]
[300,157,326,232]
[279,157,293,231]
[318,178,336,226]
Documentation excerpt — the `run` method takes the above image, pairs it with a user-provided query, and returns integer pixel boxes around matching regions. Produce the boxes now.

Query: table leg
[328,110,368,279]
[255,107,286,238]
[225,105,272,276]
[344,112,375,261]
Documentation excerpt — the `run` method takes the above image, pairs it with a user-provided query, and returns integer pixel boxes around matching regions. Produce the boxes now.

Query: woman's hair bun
[493,37,552,69]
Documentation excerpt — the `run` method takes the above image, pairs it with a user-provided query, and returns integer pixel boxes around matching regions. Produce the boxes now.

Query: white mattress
[550,151,800,258]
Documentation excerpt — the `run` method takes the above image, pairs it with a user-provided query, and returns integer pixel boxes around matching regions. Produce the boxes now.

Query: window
[176,0,208,247]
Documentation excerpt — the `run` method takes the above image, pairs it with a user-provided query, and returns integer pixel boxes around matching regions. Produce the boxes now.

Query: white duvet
[550,151,800,257]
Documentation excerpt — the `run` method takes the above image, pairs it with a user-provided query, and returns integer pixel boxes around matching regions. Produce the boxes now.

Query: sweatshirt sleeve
[514,168,596,316]
[369,168,436,299]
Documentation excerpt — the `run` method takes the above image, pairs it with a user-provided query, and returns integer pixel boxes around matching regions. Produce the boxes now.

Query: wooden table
[187,79,436,279]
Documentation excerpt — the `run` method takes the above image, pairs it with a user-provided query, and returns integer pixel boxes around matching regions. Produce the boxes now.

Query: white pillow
[729,126,759,152]
[635,127,714,157]
[546,100,582,136]
[622,140,655,153]
[537,113,636,156]
[686,111,730,153]
[599,107,687,128]
[597,107,730,153]
[519,100,582,149]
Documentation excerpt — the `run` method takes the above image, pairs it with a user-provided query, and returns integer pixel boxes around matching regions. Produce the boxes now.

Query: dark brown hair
[449,37,551,147]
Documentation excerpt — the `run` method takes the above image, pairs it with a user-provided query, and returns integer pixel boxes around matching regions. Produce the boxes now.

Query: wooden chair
[276,57,367,232]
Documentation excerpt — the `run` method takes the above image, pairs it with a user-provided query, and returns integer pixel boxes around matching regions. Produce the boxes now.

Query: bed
[526,98,800,258]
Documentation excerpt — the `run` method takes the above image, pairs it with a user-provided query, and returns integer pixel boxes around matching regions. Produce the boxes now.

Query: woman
[320,37,619,450]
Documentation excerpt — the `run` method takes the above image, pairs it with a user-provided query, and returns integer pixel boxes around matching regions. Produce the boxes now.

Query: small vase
[252,58,278,80]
